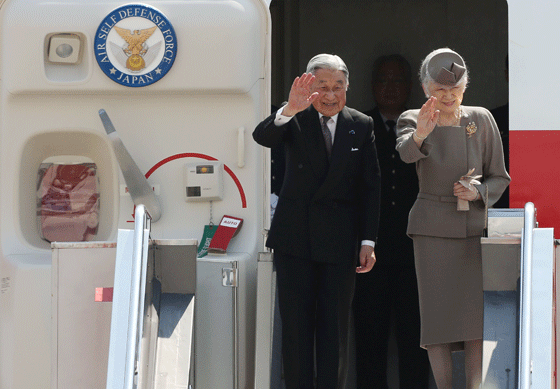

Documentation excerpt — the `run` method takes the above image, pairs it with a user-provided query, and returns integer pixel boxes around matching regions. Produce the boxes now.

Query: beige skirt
[412,235,483,349]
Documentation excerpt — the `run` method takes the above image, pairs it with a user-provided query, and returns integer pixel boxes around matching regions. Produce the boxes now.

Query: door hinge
[222,267,238,287]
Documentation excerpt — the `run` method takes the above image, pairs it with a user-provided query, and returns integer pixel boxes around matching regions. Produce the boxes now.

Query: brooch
[466,122,477,138]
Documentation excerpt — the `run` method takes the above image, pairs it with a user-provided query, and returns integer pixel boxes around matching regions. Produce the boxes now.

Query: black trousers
[274,251,356,389]
[353,239,430,389]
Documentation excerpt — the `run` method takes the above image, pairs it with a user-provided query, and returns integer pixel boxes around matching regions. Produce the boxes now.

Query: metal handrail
[124,204,152,389]
[518,202,536,388]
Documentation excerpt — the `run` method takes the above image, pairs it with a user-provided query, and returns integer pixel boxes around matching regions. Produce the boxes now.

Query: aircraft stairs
[51,202,558,389]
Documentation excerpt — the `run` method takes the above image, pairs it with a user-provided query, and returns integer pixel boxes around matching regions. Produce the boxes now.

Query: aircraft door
[0,1,271,388]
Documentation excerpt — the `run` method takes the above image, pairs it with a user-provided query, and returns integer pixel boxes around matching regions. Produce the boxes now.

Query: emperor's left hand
[357,245,376,273]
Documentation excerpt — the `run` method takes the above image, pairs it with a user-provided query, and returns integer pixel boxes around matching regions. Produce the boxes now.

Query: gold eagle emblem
[114,26,157,71]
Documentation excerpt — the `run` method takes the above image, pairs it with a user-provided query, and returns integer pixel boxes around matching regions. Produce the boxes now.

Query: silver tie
[321,116,333,157]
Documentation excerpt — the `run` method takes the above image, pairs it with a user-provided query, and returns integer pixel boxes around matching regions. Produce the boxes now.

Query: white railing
[517,202,555,389]
[518,202,536,388]
[106,204,152,389]
[124,205,152,389]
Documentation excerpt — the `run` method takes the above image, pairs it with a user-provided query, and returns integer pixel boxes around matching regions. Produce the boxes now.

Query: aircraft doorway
[268,1,508,388]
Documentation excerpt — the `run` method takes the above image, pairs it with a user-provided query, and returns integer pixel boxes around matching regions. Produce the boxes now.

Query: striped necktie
[321,116,333,157]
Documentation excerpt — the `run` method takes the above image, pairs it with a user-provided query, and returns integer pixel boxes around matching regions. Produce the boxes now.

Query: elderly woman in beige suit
[396,48,510,389]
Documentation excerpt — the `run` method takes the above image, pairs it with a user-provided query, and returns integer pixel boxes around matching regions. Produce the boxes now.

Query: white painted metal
[508,0,560,132]
[519,202,536,388]
[254,252,278,389]
[481,208,523,388]
[238,127,246,168]
[517,204,555,388]
[529,228,555,389]
[106,229,136,389]
[125,205,151,389]
[100,110,162,222]
[482,291,519,388]
[51,241,117,389]
[105,204,152,389]
[196,255,243,389]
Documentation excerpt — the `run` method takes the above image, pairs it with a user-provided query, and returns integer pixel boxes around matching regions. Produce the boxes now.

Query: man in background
[353,54,430,389]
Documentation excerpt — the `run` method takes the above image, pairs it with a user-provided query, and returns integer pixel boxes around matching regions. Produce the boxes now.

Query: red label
[94,287,114,302]
[207,215,243,254]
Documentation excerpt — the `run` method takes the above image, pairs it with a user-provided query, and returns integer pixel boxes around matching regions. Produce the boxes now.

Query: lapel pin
[349,130,355,135]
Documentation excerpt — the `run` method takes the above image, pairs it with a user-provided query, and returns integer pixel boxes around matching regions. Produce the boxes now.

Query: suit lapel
[296,106,329,179]
[313,107,355,199]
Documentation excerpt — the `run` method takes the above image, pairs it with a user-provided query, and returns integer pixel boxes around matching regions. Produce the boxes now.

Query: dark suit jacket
[253,105,381,264]
[365,107,418,263]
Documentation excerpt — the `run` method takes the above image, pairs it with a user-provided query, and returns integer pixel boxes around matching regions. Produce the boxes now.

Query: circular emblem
[94,4,177,87]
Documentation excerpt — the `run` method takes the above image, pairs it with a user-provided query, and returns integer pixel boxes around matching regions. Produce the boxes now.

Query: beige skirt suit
[396,106,510,348]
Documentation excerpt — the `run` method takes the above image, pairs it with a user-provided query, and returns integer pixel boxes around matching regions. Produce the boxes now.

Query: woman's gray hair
[419,48,468,91]
[306,54,349,83]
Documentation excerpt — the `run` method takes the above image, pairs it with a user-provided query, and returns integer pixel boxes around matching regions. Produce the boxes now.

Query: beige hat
[427,49,466,86]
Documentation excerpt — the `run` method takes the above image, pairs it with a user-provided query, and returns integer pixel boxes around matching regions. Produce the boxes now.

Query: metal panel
[53,237,200,389]
[556,243,560,388]
[517,202,555,389]
[481,237,521,388]
[254,252,282,389]
[518,203,537,389]
[106,230,136,389]
[154,293,195,389]
[152,239,197,389]
[482,291,519,388]
[530,228,555,389]
[105,216,153,389]
[481,238,521,291]
[487,208,525,237]
[481,211,524,388]
[51,242,117,389]
[137,244,159,389]
[153,240,197,295]
[196,257,238,389]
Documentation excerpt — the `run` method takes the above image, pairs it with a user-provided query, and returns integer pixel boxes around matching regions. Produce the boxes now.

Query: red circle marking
[145,153,247,208]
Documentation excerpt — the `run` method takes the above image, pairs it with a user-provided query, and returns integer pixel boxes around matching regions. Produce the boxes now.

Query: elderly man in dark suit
[253,53,381,389]
[353,54,430,389]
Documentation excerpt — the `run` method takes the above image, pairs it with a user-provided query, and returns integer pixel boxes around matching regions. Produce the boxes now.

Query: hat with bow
[427,49,466,86]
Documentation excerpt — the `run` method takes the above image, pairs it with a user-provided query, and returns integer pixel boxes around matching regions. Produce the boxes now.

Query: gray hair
[306,54,349,83]
[419,48,468,91]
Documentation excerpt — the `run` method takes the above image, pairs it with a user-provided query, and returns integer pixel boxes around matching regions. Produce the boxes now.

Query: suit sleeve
[253,111,290,149]
[395,110,433,163]
[473,108,511,207]
[359,116,381,243]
